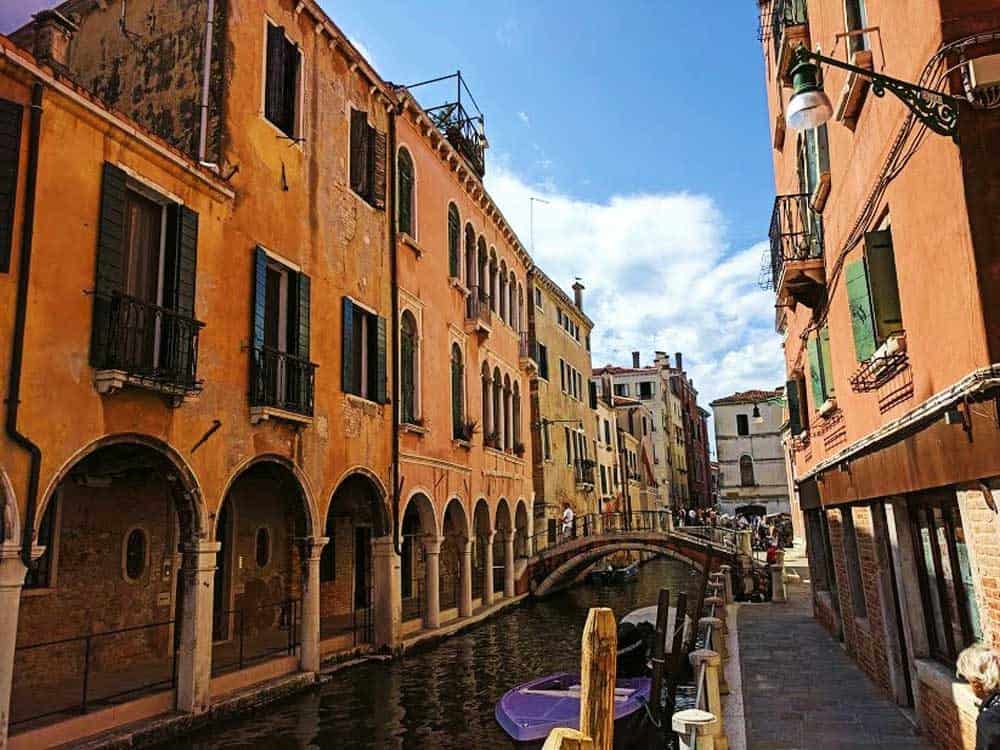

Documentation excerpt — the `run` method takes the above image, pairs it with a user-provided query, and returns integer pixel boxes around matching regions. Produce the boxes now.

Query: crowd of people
[672,506,794,548]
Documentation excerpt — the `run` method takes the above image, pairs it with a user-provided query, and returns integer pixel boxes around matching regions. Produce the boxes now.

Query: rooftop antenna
[529,196,549,253]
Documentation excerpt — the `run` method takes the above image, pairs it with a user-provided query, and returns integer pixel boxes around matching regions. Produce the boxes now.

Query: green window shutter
[251,247,267,350]
[819,325,834,398]
[161,204,199,379]
[280,37,299,137]
[786,378,802,435]
[265,24,287,128]
[0,98,23,274]
[846,258,876,362]
[341,297,355,394]
[375,315,388,404]
[397,150,413,236]
[90,162,128,367]
[451,354,463,437]
[448,205,460,277]
[807,334,824,408]
[350,110,368,196]
[865,229,903,343]
[292,272,311,362]
[288,272,311,411]
[371,127,387,210]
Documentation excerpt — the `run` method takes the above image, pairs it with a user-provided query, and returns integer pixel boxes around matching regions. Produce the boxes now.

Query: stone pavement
[737,563,931,749]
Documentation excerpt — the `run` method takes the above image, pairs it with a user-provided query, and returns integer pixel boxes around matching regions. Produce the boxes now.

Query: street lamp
[785,44,959,140]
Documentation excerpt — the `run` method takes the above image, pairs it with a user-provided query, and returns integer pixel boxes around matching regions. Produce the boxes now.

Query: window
[451,344,464,439]
[537,343,549,380]
[639,381,654,400]
[600,465,608,494]
[446,205,461,278]
[910,493,982,663]
[543,420,551,460]
[400,311,418,424]
[736,414,750,436]
[342,298,387,403]
[614,384,629,397]
[396,147,414,237]
[123,528,147,581]
[264,22,301,138]
[840,508,868,619]
[589,381,598,410]
[251,248,313,415]
[0,98,23,274]
[797,125,830,200]
[847,225,903,362]
[604,419,611,445]
[844,0,868,55]
[565,427,572,466]
[786,374,810,435]
[349,108,386,209]
[255,527,271,568]
[534,286,543,309]
[465,223,476,289]
[739,455,755,486]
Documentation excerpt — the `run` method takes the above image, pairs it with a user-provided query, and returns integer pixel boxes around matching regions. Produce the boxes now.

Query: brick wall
[319,517,358,628]
[918,680,977,750]
[957,487,1000,649]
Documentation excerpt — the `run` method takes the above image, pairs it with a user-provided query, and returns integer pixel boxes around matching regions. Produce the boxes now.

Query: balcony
[574,459,596,489]
[465,285,492,338]
[92,293,204,405]
[519,331,538,375]
[249,346,318,424]
[407,72,487,178]
[768,0,811,84]
[767,193,826,309]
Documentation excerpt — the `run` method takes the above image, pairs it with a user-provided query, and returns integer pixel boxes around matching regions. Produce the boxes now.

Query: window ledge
[818,397,838,418]
[345,393,385,415]
[449,277,470,295]
[401,421,428,436]
[915,658,980,719]
[250,405,314,426]
[22,586,57,598]
[835,49,875,128]
[399,233,426,258]
[452,439,472,451]
[94,369,201,407]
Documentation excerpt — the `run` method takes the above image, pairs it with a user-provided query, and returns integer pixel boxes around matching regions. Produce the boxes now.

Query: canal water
[166,557,700,750]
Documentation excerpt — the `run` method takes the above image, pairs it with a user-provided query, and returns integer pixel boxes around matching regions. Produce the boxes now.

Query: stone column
[504,533,516,599]
[372,536,401,651]
[175,540,220,714]
[482,532,495,607]
[0,544,28,749]
[423,535,442,630]
[299,537,328,674]
[459,538,473,618]
[699,616,729,695]
[770,549,786,603]
[690,649,726,750]
[718,564,734,604]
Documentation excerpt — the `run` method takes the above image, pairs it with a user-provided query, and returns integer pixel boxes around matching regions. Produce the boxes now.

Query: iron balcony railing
[465,285,492,327]
[406,72,487,177]
[768,192,824,289]
[574,459,596,487]
[770,0,809,62]
[92,292,204,391]
[249,345,318,416]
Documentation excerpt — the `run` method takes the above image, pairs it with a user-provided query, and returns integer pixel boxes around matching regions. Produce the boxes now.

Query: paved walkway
[737,559,930,749]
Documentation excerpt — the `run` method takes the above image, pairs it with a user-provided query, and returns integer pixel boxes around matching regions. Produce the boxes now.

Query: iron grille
[404,72,487,177]
[766,193,824,290]
[249,345,317,416]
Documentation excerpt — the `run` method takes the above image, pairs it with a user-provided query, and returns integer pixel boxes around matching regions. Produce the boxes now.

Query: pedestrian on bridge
[561,503,575,539]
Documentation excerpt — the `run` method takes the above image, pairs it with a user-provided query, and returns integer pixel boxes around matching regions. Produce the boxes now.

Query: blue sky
[1,2,784,438]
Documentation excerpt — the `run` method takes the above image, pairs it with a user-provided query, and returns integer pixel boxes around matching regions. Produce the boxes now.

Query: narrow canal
[167,557,700,750]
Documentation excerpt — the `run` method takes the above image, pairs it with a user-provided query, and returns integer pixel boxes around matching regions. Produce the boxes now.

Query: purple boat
[494,672,652,749]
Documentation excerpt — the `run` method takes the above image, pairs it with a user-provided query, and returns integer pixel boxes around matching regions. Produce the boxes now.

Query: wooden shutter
[819,325,834,397]
[342,297,355,393]
[375,315,388,404]
[448,205,460,277]
[161,204,199,378]
[350,109,368,196]
[90,162,128,367]
[846,258,876,362]
[397,151,413,236]
[807,334,824,407]
[288,271,311,410]
[265,23,287,128]
[251,247,268,350]
[0,98,23,274]
[451,353,463,436]
[371,127,387,210]
[817,124,830,175]
[281,37,299,137]
[786,378,802,435]
[865,229,903,343]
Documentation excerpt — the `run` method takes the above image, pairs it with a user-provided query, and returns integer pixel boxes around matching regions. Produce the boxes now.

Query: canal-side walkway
[737,561,930,749]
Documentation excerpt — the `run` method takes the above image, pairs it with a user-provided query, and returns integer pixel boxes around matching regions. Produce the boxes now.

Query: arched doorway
[514,500,530,560]
[211,459,311,676]
[12,440,201,728]
[400,493,437,630]
[472,499,492,609]
[440,498,470,620]
[494,499,513,599]
[320,473,391,648]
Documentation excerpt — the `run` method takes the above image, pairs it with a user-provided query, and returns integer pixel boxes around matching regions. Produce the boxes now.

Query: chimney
[632,351,640,368]
[572,280,585,310]
[31,10,78,71]
[675,352,683,372]
[654,351,670,369]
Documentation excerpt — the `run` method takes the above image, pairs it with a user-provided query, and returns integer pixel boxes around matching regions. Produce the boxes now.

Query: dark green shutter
[292,272,310,362]
[865,229,903,343]
[289,272,311,411]
[786,378,802,435]
[375,315,388,404]
[846,258,876,361]
[162,204,199,380]
[350,110,368,196]
[400,323,414,422]
[448,205,460,277]
[398,151,413,236]
[342,297,355,393]
[371,128,387,210]
[0,98,23,274]
[265,24,287,128]
[807,334,824,407]
[251,247,267,350]
[451,355,463,437]
[281,37,299,136]
[90,162,128,367]
[819,325,834,397]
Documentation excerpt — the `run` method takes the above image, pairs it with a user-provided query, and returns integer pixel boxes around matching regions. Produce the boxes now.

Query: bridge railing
[527,510,675,557]
[672,525,738,553]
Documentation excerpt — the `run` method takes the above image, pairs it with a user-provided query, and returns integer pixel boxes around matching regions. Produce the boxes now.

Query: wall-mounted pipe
[388,104,403,557]
[197,0,216,165]
[5,81,44,566]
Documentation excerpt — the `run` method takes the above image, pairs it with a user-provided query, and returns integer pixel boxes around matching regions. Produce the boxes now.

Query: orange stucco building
[760,0,1000,746]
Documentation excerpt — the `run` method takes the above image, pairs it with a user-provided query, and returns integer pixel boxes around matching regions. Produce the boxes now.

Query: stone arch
[495,497,513,534]
[326,470,392,539]
[442,496,470,539]
[217,453,317,539]
[473,497,492,536]
[400,488,438,535]
[514,498,530,559]
[0,464,19,544]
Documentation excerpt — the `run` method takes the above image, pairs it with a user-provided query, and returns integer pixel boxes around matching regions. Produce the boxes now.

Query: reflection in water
[166,558,700,750]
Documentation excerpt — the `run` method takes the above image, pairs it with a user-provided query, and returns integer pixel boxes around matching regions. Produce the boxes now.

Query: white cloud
[517,111,530,126]
[484,164,785,438]
[347,35,377,70]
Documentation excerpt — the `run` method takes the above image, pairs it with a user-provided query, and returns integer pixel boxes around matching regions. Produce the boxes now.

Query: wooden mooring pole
[648,588,670,728]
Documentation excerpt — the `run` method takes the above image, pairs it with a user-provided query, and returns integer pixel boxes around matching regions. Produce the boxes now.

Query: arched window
[400,311,418,424]
[465,224,477,289]
[492,367,503,448]
[517,283,525,333]
[499,260,508,323]
[451,344,464,439]
[481,362,492,438]
[739,455,755,487]
[488,247,498,313]
[509,272,517,328]
[256,527,271,567]
[397,148,414,237]
[448,204,461,278]
[513,382,522,451]
[503,374,512,451]
[123,528,147,581]
[477,237,488,304]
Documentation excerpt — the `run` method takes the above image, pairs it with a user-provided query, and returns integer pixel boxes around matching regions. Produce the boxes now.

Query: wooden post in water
[579,607,617,750]
[665,591,687,716]
[542,728,595,750]
[648,588,670,727]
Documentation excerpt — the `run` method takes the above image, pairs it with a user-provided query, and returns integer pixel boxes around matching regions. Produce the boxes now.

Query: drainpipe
[388,103,402,556]
[5,82,44,567]
[197,0,216,166]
